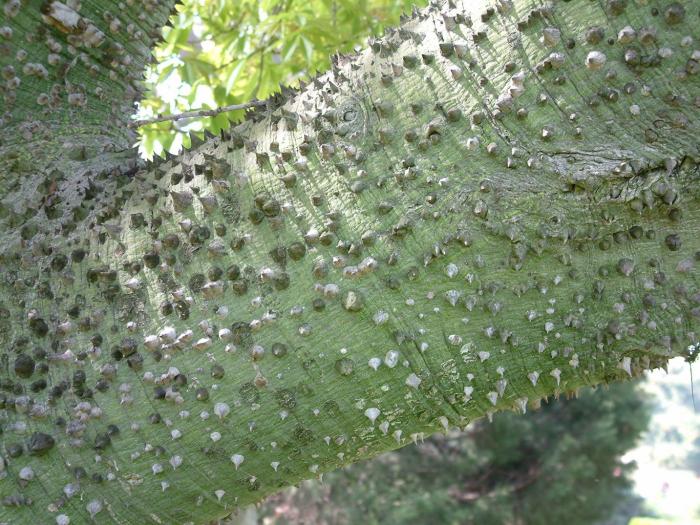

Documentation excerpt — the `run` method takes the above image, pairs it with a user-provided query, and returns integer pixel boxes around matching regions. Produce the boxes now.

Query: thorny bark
[1,0,699,524]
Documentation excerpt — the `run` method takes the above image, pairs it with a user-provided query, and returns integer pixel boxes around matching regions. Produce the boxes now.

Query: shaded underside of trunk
[1,0,699,524]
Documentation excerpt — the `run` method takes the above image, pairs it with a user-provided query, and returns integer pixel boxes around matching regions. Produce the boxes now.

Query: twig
[129,100,267,128]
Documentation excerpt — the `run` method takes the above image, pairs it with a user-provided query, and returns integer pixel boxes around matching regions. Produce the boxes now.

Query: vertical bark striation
[1,1,699,524]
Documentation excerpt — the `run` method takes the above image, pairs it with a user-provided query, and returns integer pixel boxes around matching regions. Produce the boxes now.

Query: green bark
[1,0,699,524]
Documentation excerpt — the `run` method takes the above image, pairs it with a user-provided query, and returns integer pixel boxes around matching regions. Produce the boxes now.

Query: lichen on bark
[1,0,699,524]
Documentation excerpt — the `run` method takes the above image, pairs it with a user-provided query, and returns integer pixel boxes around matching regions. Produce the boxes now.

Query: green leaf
[225,60,246,94]
[301,35,314,64]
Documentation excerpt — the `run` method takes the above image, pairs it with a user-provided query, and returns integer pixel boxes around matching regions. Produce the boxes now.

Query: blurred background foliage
[136,0,428,159]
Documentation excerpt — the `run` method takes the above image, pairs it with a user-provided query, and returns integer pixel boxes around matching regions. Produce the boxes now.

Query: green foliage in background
[260,382,650,525]
[137,0,427,158]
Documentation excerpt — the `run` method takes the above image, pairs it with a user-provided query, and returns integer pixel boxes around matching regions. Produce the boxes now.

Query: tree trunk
[1,0,699,524]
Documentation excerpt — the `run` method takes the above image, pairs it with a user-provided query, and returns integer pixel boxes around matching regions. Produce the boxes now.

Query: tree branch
[1,1,699,524]
[129,100,269,128]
